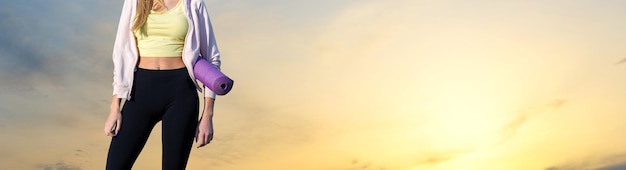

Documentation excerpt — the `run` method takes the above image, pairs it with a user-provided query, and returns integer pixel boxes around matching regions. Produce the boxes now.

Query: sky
[1,0,626,169]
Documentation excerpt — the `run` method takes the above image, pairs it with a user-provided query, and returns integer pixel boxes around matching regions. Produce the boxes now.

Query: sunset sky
[1,0,626,169]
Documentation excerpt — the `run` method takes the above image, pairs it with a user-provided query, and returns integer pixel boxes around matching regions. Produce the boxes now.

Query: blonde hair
[132,0,166,31]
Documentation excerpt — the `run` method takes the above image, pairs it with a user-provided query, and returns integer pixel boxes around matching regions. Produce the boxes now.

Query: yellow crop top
[134,0,188,57]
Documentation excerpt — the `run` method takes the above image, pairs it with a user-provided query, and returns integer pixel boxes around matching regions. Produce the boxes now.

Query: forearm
[110,95,122,110]
[202,97,215,120]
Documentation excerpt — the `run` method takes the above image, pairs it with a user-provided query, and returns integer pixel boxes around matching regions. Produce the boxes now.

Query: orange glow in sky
[1,0,626,169]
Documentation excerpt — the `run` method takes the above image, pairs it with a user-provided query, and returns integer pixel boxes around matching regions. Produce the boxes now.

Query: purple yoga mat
[193,58,234,95]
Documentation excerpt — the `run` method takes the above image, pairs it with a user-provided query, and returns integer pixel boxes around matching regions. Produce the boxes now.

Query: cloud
[337,149,475,170]
[546,154,626,170]
[342,159,385,170]
[0,0,117,76]
[0,1,124,169]
[0,0,119,116]
[38,162,81,170]
[616,57,626,65]
[491,99,567,146]
[414,155,457,166]
[600,163,626,170]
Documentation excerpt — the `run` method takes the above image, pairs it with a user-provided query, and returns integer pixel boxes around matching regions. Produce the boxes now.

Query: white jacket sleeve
[197,1,221,99]
[111,0,133,98]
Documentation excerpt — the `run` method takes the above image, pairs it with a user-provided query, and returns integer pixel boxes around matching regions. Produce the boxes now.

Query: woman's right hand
[104,108,122,136]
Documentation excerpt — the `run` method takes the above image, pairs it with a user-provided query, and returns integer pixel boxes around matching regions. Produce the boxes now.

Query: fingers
[202,133,209,148]
[203,133,208,146]
[104,111,121,137]
[104,124,109,136]
[103,117,121,137]
[196,131,213,148]
[207,132,214,145]
[104,127,113,136]
[115,119,121,136]
[196,133,205,148]
[104,122,115,136]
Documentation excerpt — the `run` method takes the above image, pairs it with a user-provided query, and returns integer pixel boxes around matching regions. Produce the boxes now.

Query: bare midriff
[137,56,185,70]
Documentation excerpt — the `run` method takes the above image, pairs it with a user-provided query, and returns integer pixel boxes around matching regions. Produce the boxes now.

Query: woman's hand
[195,116,214,148]
[104,108,122,136]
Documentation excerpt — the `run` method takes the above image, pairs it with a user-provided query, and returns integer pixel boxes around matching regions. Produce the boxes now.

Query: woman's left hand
[195,117,214,148]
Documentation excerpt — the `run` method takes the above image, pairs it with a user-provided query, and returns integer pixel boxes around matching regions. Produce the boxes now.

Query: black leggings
[106,67,199,170]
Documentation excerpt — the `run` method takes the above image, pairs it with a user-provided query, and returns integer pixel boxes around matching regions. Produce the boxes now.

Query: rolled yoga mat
[193,58,234,95]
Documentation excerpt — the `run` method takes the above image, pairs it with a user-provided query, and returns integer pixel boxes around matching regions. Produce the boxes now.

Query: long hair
[132,0,166,31]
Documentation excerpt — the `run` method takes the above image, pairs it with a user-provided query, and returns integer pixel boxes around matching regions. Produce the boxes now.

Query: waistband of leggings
[135,67,189,76]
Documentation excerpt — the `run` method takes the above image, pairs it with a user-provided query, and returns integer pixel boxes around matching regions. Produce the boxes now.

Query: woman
[103,0,221,169]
